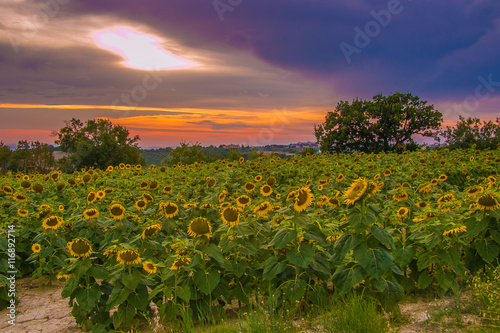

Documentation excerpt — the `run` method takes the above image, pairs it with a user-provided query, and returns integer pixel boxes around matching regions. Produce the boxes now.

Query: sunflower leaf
[331,264,366,296]
[122,269,141,291]
[283,279,307,302]
[175,285,191,303]
[286,244,313,268]
[270,229,297,250]
[353,243,393,279]
[76,283,100,312]
[465,216,489,237]
[370,225,395,250]
[194,268,220,295]
[262,256,286,280]
[474,238,500,263]
[201,244,225,266]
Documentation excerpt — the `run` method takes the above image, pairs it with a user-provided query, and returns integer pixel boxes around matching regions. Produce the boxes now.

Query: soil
[0,277,486,333]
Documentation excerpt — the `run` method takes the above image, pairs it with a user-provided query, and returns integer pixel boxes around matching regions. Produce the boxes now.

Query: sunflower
[109,203,126,220]
[416,202,429,209]
[392,191,408,202]
[142,192,154,202]
[17,208,29,217]
[373,173,381,181]
[443,226,467,236]
[487,176,496,184]
[86,192,97,204]
[187,217,212,237]
[217,190,228,203]
[316,195,329,206]
[162,185,173,194]
[37,207,53,219]
[437,193,455,205]
[20,180,31,189]
[396,207,409,218]
[430,178,438,186]
[116,249,141,265]
[171,257,191,270]
[32,183,44,193]
[141,223,161,239]
[58,205,64,211]
[106,165,114,172]
[199,203,214,210]
[286,190,297,201]
[236,195,252,208]
[135,199,147,210]
[266,176,277,186]
[336,174,344,181]
[42,216,63,230]
[244,182,256,192]
[221,207,240,227]
[83,208,99,220]
[2,185,13,195]
[239,157,245,164]
[254,201,272,215]
[466,186,483,197]
[67,238,92,258]
[260,184,273,197]
[206,177,217,189]
[438,174,448,182]
[140,261,158,274]
[31,243,41,253]
[366,182,379,198]
[476,193,500,211]
[294,187,314,212]
[343,178,368,205]
[160,202,179,218]
[418,183,433,194]
[276,193,281,199]
[96,190,106,200]
[328,197,341,207]
[255,175,262,182]
[82,174,91,183]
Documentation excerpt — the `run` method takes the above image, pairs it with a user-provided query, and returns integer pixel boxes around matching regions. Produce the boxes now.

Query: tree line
[1,92,499,174]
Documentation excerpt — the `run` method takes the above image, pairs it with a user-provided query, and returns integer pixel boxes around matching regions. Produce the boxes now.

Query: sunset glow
[93,27,196,70]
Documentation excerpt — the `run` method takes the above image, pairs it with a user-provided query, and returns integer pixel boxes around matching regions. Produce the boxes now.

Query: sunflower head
[254,201,272,215]
[86,192,97,204]
[162,185,173,194]
[266,176,277,186]
[218,190,228,203]
[244,182,256,192]
[260,184,273,197]
[17,209,29,217]
[207,178,217,189]
[187,217,212,237]
[343,178,368,205]
[160,202,179,218]
[294,187,314,212]
[171,257,191,270]
[476,193,500,211]
[31,243,41,253]
[396,207,409,218]
[221,207,240,227]
[135,199,147,210]
[67,238,92,258]
[83,208,99,220]
[255,175,263,182]
[142,223,162,239]
[142,261,158,274]
[466,186,483,197]
[392,190,408,202]
[109,203,126,220]
[42,216,63,230]
[116,249,141,265]
[32,183,44,193]
[236,195,252,208]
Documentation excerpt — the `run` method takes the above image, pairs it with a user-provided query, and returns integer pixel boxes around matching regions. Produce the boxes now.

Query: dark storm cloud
[68,0,500,100]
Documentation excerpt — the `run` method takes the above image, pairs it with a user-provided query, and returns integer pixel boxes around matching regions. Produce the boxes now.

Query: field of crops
[1,148,500,332]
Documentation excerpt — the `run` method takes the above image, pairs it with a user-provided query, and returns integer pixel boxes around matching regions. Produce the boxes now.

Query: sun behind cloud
[93,26,196,70]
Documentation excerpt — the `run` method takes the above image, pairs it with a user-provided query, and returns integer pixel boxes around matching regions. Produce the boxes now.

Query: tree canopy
[440,116,500,150]
[53,118,144,172]
[314,92,443,153]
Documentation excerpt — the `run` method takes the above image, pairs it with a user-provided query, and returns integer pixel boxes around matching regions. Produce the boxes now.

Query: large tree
[0,142,12,173]
[440,116,500,150]
[315,92,442,153]
[53,118,144,172]
[9,141,55,173]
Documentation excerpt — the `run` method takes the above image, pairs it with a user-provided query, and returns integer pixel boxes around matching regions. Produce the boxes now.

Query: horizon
[1,1,499,146]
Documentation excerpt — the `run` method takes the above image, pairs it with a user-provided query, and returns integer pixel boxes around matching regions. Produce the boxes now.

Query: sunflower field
[1,147,500,332]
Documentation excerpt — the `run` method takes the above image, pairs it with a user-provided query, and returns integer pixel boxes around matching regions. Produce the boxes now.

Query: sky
[1,0,499,148]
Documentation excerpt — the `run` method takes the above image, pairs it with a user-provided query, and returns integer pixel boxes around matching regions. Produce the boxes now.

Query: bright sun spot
[93,27,196,70]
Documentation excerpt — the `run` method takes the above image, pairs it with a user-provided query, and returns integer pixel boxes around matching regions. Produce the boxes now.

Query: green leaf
[310,253,331,276]
[233,284,250,305]
[286,244,313,268]
[74,258,92,280]
[270,229,297,250]
[122,269,142,291]
[307,284,326,306]
[117,302,135,326]
[417,270,432,289]
[193,268,220,295]
[370,225,395,250]
[353,243,393,279]
[466,216,489,237]
[107,286,131,311]
[332,264,366,295]
[490,230,500,245]
[88,266,109,280]
[348,209,376,233]
[416,251,439,271]
[283,279,307,302]
[39,246,53,259]
[372,278,404,313]
[53,236,68,249]
[129,284,149,312]
[175,285,191,303]
[394,246,416,268]
[201,244,225,266]
[262,256,286,281]
[437,248,466,278]
[76,283,100,312]
[61,276,78,298]
[474,238,500,263]
[436,269,454,291]
[231,261,248,278]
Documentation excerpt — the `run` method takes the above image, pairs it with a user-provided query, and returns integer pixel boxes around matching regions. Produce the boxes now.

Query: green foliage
[314,92,442,153]
[164,142,214,166]
[471,266,500,325]
[323,293,388,333]
[0,142,12,174]
[441,116,500,150]
[53,118,144,172]
[8,141,55,173]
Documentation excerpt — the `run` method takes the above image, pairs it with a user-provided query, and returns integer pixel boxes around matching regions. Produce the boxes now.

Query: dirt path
[0,277,82,333]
